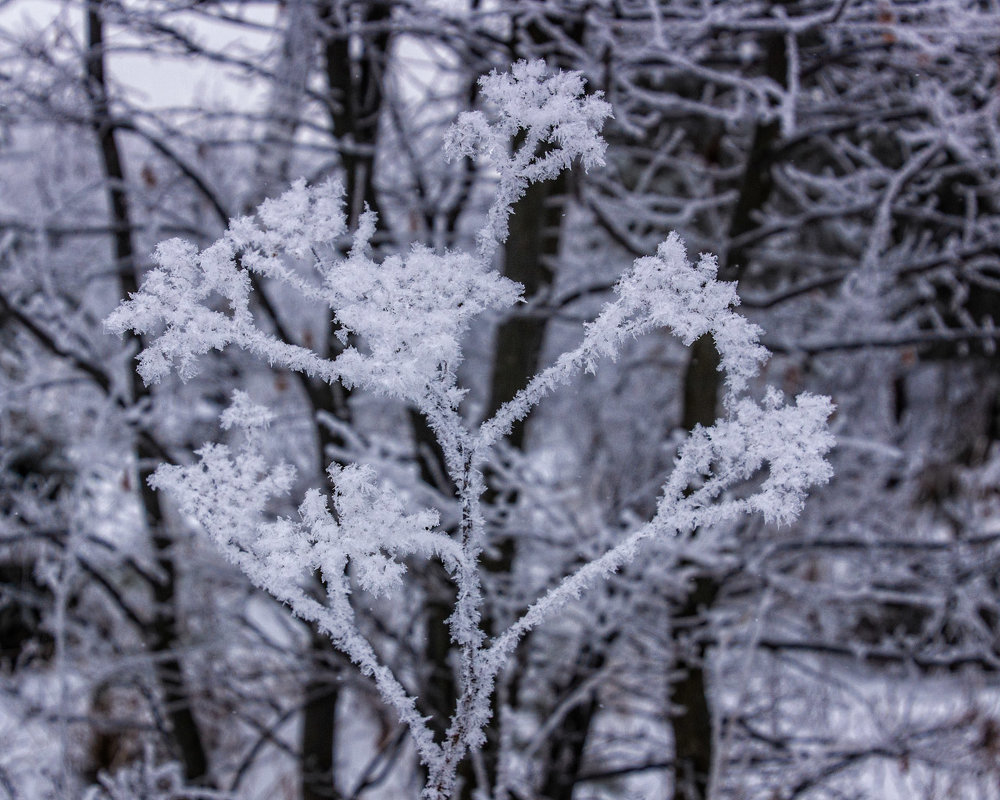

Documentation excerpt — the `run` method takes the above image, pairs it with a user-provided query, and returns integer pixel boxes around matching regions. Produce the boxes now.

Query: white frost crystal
[108,59,833,800]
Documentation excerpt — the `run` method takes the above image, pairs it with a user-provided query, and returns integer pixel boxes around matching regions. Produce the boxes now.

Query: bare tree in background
[4,1,1000,799]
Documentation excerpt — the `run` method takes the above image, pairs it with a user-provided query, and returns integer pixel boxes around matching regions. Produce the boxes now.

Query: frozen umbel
[107,59,834,800]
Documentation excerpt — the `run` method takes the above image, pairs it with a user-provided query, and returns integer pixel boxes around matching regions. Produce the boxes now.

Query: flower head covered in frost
[593,233,768,398]
[327,227,522,406]
[105,179,347,386]
[445,59,613,259]
[599,235,833,526]
[106,175,521,408]
[154,391,456,602]
[106,58,835,799]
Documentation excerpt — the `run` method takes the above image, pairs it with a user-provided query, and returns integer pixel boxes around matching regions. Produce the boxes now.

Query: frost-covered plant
[107,60,834,800]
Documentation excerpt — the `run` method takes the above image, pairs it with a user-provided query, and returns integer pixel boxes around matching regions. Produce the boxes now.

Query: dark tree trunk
[321,0,389,229]
[670,12,787,798]
[300,627,342,800]
[295,5,393,796]
[667,575,719,800]
[538,642,609,800]
[84,0,212,785]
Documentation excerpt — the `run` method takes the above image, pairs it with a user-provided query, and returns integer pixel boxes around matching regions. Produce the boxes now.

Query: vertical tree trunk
[84,0,211,785]
[670,125,780,800]
[300,626,341,800]
[537,643,608,800]
[666,575,719,800]
[670,13,787,797]
[295,5,393,797]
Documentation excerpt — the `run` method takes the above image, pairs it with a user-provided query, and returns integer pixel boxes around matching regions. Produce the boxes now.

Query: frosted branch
[105,59,834,800]
[485,389,834,679]
[148,392,459,767]
[477,233,767,454]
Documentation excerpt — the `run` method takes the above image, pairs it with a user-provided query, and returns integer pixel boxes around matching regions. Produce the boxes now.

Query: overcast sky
[3,0,277,110]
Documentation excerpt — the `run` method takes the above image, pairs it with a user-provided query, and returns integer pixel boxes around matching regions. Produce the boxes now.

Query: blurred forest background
[3,1,1000,798]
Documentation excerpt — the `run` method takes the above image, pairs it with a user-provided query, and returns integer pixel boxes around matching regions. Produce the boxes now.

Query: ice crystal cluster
[108,60,834,799]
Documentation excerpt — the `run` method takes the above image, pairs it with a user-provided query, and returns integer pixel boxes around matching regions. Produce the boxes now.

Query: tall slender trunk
[666,573,719,800]
[295,5,392,797]
[253,0,315,194]
[537,642,608,800]
[671,12,787,797]
[84,0,211,784]
[300,626,341,800]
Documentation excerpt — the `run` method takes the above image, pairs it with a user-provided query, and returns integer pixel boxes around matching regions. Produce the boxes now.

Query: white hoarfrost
[107,60,834,800]
[444,59,613,259]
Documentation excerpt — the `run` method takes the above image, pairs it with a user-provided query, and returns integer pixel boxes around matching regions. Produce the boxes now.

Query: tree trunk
[295,5,392,795]
[670,13,787,797]
[84,0,213,785]
[537,642,608,800]
[667,575,719,800]
[301,627,342,800]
